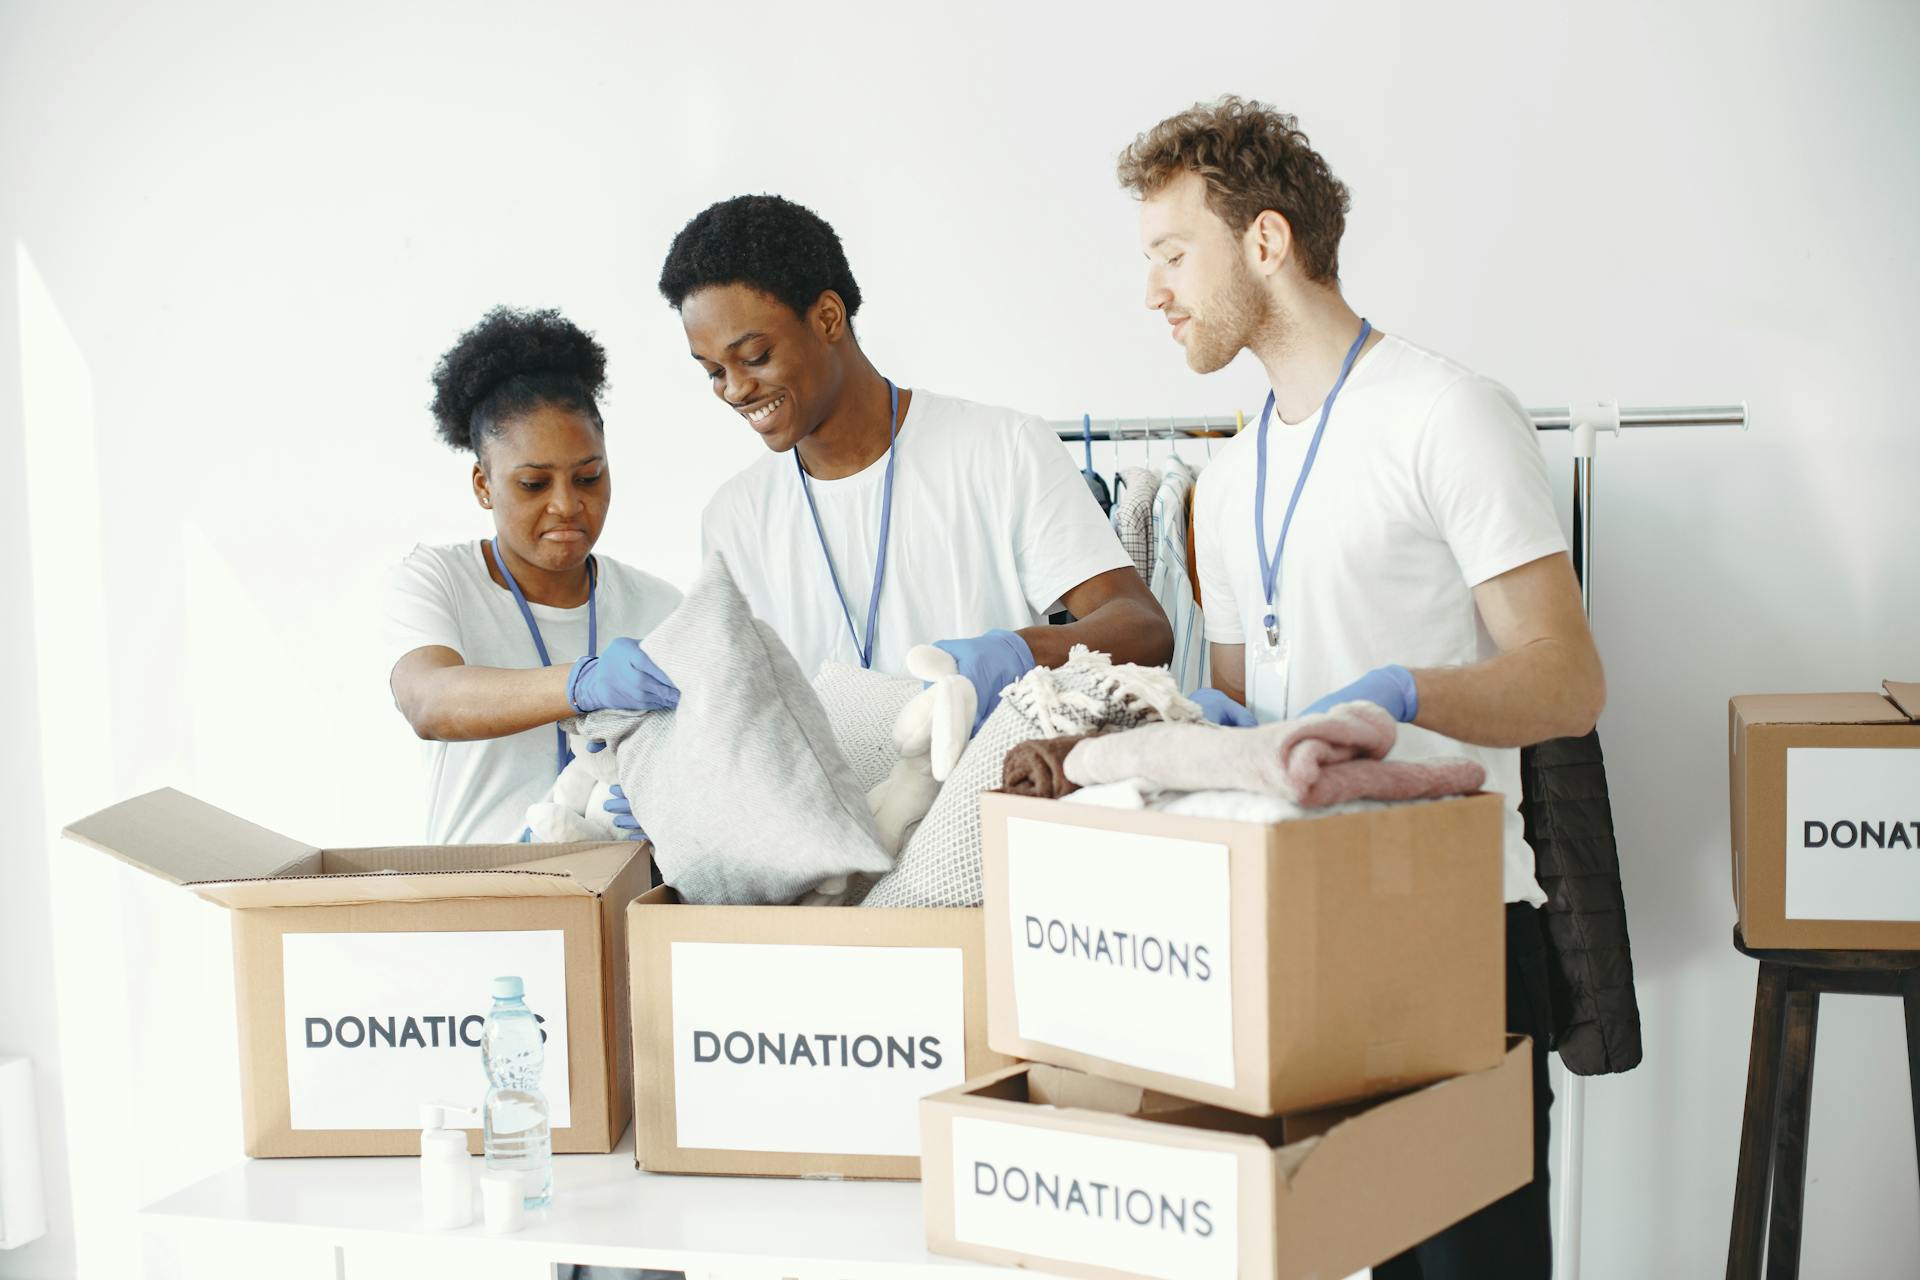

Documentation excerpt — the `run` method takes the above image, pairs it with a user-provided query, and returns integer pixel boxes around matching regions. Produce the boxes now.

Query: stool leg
[1904,971,1920,1206]
[1765,985,1820,1280]
[1729,961,1792,1279]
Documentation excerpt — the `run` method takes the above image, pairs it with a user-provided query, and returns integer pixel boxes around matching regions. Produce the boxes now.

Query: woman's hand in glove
[567,637,679,714]
[602,784,647,843]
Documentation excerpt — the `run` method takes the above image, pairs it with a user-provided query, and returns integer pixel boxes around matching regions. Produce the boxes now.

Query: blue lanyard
[491,537,597,776]
[796,378,900,670]
[1254,319,1371,644]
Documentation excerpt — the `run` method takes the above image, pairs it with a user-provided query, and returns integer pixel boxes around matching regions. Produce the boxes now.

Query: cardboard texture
[919,1038,1534,1280]
[980,791,1507,1115]
[1729,681,1920,949]
[65,788,648,1156]
[627,886,1017,1179]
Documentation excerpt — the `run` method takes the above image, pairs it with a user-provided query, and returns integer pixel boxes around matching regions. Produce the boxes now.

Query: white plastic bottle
[419,1103,478,1230]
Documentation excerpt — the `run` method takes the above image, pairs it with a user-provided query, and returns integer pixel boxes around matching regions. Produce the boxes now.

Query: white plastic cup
[480,1169,527,1234]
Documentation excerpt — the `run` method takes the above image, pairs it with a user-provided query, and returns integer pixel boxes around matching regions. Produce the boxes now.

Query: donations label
[1786,747,1920,921]
[669,941,967,1155]
[1004,816,1235,1086]
[281,929,571,1130]
[949,1115,1239,1280]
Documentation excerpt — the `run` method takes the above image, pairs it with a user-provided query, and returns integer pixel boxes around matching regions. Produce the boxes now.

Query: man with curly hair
[653,194,1172,732]
[1119,98,1607,1276]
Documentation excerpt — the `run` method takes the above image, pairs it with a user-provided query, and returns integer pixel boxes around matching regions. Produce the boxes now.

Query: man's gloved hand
[567,637,679,714]
[1189,688,1257,728]
[931,629,1036,736]
[603,784,646,843]
[1302,664,1419,723]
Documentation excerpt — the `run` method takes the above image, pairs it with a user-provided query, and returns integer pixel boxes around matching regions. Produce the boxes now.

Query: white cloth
[701,389,1131,678]
[1147,458,1208,695]
[1193,335,1567,906]
[385,540,683,844]
[1063,779,1394,825]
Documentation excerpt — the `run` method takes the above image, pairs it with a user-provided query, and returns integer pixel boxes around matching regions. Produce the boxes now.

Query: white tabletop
[140,1132,1014,1278]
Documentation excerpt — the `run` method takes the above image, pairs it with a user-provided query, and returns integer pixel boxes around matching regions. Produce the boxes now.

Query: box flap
[195,842,635,910]
[64,788,319,886]
[493,842,642,895]
[1731,692,1913,727]
[1885,680,1920,720]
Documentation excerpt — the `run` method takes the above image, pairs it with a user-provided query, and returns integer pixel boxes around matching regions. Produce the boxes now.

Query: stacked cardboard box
[918,790,1536,1279]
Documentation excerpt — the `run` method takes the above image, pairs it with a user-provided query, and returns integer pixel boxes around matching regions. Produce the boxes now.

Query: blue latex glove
[603,784,646,842]
[1302,665,1420,723]
[933,629,1037,736]
[567,637,679,714]
[1189,688,1257,728]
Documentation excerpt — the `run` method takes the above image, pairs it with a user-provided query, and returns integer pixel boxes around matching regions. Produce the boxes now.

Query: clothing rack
[1046,403,1748,441]
[1057,399,1749,1280]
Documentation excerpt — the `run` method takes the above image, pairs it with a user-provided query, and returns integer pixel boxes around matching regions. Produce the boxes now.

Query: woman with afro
[386,306,682,844]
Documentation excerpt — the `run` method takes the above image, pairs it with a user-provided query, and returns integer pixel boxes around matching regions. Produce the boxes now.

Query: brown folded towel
[1001,734,1094,799]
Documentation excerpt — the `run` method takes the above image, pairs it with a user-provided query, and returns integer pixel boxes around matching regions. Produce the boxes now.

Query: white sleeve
[1413,377,1568,587]
[385,548,462,660]
[1194,467,1245,645]
[1009,416,1133,614]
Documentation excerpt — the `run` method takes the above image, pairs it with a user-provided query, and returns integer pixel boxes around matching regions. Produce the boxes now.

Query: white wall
[3,0,1917,1275]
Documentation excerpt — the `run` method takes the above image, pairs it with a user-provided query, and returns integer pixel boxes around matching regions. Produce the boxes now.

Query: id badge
[1254,626,1289,710]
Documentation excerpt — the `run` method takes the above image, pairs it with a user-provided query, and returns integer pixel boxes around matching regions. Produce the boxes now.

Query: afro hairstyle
[656,194,863,321]
[429,306,608,456]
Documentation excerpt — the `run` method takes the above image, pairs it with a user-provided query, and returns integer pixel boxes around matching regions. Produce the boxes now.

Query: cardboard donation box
[627,886,1016,1179]
[980,791,1507,1116]
[920,1037,1533,1280]
[1729,681,1920,949]
[64,788,649,1157]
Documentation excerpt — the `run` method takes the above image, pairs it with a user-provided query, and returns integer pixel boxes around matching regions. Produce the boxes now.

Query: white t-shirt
[701,389,1132,678]
[385,541,683,844]
[1195,335,1568,906]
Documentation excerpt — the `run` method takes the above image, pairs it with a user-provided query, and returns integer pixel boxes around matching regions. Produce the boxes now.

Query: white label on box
[950,1115,1239,1280]
[281,930,571,1130]
[1004,817,1235,1086]
[669,941,967,1156]
[1786,748,1920,921]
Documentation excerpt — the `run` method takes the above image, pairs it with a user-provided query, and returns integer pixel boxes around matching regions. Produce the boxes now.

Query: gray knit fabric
[569,554,892,905]
[860,651,1201,908]
[810,661,925,793]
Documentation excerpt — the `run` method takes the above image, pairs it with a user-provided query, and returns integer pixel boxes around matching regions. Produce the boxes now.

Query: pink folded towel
[1060,701,1485,808]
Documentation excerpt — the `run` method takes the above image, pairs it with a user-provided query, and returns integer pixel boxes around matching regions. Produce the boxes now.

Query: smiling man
[654,194,1170,725]
[1120,98,1606,1277]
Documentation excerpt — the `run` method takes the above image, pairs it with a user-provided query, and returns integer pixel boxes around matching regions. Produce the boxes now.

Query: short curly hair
[657,194,863,320]
[428,307,607,455]
[1117,97,1351,285]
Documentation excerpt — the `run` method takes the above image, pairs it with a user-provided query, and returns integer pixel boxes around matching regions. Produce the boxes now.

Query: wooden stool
[1726,926,1920,1278]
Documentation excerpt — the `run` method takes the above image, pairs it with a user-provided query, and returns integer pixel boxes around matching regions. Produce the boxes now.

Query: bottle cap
[492,976,524,999]
[481,1169,527,1234]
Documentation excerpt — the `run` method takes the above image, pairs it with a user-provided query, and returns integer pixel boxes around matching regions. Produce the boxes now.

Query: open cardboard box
[64,788,649,1156]
[980,790,1508,1115]
[920,1037,1533,1280]
[1729,680,1920,949]
[627,885,1016,1179]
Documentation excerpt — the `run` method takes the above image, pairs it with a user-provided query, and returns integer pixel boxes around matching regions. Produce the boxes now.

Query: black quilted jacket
[1519,728,1644,1075]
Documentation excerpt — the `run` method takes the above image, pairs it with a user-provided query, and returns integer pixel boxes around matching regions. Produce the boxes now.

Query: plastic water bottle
[480,975,552,1207]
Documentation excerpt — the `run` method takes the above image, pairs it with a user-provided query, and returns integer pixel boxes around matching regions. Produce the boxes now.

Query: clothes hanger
[1080,412,1112,514]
